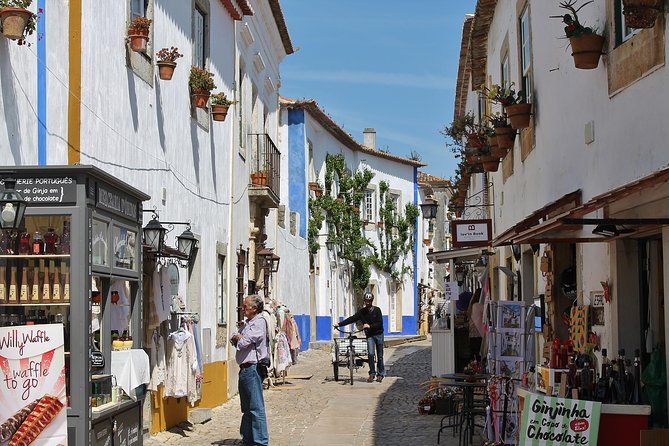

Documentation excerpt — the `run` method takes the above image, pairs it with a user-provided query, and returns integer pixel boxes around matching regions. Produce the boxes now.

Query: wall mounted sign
[451,219,492,248]
[5,176,77,204]
[519,393,601,446]
[443,281,459,301]
[96,183,140,222]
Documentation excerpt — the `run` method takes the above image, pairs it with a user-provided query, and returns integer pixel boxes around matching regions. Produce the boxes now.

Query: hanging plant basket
[0,7,32,40]
[570,34,605,70]
[250,172,268,186]
[622,0,663,28]
[191,90,211,109]
[504,103,532,129]
[314,189,323,198]
[211,104,230,122]
[157,61,177,80]
[481,155,500,173]
[488,139,506,159]
[494,127,516,151]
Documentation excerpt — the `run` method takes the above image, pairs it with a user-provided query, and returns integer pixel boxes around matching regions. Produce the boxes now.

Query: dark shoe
[367,375,375,383]
[376,376,384,383]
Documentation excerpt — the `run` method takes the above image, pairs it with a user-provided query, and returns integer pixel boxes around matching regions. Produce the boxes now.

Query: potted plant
[485,83,532,129]
[443,112,481,149]
[622,0,663,28]
[552,0,605,70]
[487,112,516,152]
[155,47,183,80]
[189,66,216,109]
[210,92,234,121]
[127,16,152,53]
[478,146,500,173]
[250,170,268,186]
[0,0,36,43]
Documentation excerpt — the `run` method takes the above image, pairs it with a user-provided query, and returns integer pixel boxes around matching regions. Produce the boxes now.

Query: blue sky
[280,1,477,181]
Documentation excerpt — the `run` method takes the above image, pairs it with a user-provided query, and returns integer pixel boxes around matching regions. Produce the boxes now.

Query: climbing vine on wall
[371,180,419,282]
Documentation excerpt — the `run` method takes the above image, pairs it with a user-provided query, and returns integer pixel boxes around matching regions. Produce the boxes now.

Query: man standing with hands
[230,295,269,446]
[335,292,385,382]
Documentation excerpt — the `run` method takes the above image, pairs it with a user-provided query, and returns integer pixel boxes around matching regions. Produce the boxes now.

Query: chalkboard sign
[90,350,105,369]
[7,177,78,204]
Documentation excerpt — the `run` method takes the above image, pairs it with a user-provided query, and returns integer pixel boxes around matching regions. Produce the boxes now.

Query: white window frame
[519,6,532,103]
[501,52,510,88]
[131,0,147,19]
[364,189,374,222]
[618,0,641,42]
[193,7,206,68]
[217,254,227,325]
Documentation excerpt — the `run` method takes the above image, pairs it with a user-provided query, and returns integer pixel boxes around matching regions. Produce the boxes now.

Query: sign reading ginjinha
[451,219,492,248]
[520,393,601,446]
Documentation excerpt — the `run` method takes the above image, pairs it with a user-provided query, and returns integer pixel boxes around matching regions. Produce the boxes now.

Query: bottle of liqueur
[18,232,30,255]
[41,260,50,302]
[62,263,70,302]
[60,220,70,254]
[44,228,58,255]
[51,261,61,301]
[31,261,40,302]
[19,266,28,302]
[631,349,643,404]
[0,265,6,303]
[8,266,17,302]
[32,231,44,255]
[613,349,628,404]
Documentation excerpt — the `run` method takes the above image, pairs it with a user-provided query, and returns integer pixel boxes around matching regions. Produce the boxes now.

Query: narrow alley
[146,339,460,446]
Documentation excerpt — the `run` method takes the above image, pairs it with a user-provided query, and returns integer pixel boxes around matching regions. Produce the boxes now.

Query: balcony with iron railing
[248,133,281,208]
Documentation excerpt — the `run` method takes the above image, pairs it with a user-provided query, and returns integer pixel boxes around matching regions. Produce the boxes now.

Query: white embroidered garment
[148,329,166,391]
[164,329,199,405]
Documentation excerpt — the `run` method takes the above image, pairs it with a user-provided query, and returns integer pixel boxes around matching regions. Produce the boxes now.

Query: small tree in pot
[188,66,217,109]
[155,47,183,80]
[210,92,235,122]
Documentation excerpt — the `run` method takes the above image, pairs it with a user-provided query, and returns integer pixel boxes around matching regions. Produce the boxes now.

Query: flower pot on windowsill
[157,61,177,80]
[191,90,211,109]
[211,104,230,122]
[622,0,663,28]
[494,127,516,151]
[127,27,149,53]
[250,172,268,186]
[0,7,32,40]
[569,34,605,70]
[504,103,532,129]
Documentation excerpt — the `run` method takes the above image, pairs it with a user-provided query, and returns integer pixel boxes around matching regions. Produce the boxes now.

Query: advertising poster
[0,324,67,445]
[519,393,601,446]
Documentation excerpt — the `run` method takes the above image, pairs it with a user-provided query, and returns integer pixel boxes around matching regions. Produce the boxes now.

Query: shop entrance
[639,238,665,365]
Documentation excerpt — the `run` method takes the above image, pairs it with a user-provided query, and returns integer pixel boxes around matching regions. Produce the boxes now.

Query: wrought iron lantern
[0,178,26,230]
[420,196,439,220]
[142,216,166,253]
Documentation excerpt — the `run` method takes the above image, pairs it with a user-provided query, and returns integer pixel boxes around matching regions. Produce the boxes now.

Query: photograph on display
[500,332,522,357]
[498,302,523,330]
[497,358,522,379]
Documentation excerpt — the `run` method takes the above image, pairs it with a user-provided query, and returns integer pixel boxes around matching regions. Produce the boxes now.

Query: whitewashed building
[279,98,425,343]
[0,0,294,437]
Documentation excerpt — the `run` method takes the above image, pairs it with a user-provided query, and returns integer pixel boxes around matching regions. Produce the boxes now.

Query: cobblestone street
[146,338,466,445]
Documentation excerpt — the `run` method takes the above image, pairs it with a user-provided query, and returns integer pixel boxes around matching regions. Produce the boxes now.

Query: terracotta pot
[495,127,516,151]
[211,104,230,121]
[569,34,605,70]
[0,7,32,40]
[465,132,485,149]
[423,239,430,246]
[481,155,499,173]
[489,139,506,159]
[250,172,268,186]
[157,61,177,80]
[191,90,211,109]
[308,182,320,191]
[505,103,532,129]
[622,0,663,28]
[314,189,322,198]
[128,34,149,52]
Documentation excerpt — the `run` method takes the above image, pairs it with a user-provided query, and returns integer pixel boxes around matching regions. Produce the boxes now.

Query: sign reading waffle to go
[451,219,492,248]
[520,393,601,446]
[0,324,68,445]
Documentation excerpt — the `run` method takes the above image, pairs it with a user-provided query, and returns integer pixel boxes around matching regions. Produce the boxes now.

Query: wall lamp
[0,177,27,230]
[420,196,439,220]
[256,247,280,273]
[142,211,199,265]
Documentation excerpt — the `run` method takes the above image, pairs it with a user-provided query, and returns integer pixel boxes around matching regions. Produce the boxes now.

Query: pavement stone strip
[145,338,475,445]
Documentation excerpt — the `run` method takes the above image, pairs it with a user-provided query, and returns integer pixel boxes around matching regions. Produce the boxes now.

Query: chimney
[363,128,376,149]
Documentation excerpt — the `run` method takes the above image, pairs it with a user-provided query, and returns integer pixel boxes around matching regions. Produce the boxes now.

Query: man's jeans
[239,365,269,445]
[367,334,385,377]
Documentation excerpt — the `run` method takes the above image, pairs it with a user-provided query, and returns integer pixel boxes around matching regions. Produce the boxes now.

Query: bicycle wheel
[333,341,340,381]
[349,347,354,385]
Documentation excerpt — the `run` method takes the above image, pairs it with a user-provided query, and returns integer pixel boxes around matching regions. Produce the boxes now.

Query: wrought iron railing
[248,133,281,197]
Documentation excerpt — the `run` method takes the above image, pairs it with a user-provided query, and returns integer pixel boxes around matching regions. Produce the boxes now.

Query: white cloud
[283,68,454,90]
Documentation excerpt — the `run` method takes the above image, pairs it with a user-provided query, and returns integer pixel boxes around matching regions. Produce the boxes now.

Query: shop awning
[492,166,669,245]
[427,246,483,263]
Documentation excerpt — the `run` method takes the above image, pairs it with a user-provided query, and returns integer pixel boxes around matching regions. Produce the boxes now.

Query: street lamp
[142,216,166,253]
[176,226,199,263]
[325,239,336,251]
[455,264,466,286]
[420,196,439,220]
[0,178,26,230]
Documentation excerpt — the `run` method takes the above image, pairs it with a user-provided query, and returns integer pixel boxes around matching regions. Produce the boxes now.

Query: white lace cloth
[111,349,150,399]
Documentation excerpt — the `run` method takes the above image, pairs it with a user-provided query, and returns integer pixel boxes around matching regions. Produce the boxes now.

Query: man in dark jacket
[336,292,385,382]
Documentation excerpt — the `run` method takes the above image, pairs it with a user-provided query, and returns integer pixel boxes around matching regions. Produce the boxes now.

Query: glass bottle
[18,232,30,255]
[44,228,58,255]
[60,220,70,254]
[32,232,44,255]
[0,230,8,254]
[631,349,642,404]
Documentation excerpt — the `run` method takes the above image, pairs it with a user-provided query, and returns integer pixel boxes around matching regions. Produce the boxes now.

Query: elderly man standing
[230,294,269,446]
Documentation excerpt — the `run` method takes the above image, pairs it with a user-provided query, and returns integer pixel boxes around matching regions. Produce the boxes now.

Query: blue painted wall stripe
[316,315,332,341]
[292,314,311,351]
[37,1,46,165]
[287,109,307,238]
[413,166,418,335]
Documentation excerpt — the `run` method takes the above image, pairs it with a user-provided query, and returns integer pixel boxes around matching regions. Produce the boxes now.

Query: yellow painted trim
[67,0,81,165]
[150,384,189,434]
[192,360,229,409]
